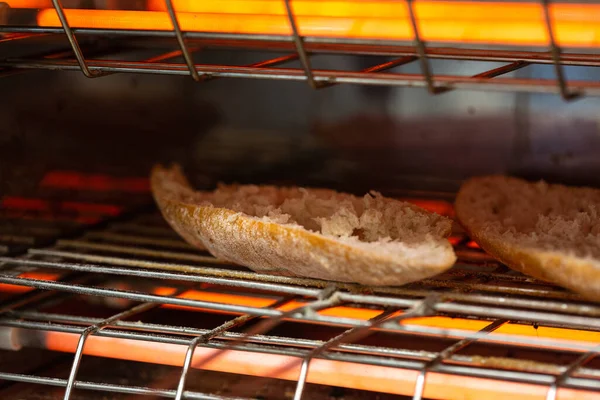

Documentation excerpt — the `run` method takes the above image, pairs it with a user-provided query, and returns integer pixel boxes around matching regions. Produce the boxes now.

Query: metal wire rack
[2,180,600,400]
[1,0,600,98]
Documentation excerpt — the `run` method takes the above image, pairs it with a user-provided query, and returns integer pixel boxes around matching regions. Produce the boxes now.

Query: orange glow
[43,330,596,399]
[36,7,600,47]
[467,240,482,249]
[2,197,51,212]
[154,287,385,320]
[147,0,599,22]
[0,272,61,294]
[448,235,464,246]
[156,288,600,349]
[410,316,600,348]
[3,0,50,8]
[41,171,150,193]
[403,198,454,217]
[2,275,599,350]
[1,196,122,216]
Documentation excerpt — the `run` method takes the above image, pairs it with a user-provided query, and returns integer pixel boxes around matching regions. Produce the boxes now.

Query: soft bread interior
[459,176,600,259]
[153,164,454,265]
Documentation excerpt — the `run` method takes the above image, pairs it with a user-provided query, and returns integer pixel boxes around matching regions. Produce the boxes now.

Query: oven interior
[1,1,600,399]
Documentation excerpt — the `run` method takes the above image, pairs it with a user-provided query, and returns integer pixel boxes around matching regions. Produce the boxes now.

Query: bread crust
[151,165,456,286]
[456,176,600,300]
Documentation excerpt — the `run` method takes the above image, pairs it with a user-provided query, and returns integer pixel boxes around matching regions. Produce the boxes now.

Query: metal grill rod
[541,0,579,99]
[192,52,302,83]
[108,223,179,237]
[84,231,196,250]
[174,297,296,400]
[164,0,201,80]
[4,27,600,62]
[0,372,247,400]
[21,249,589,304]
[6,269,600,331]
[0,315,433,363]
[5,309,598,359]
[546,351,600,400]
[283,0,317,88]
[4,267,600,333]
[361,56,418,73]
[406,0,443,94]
[320,55,419,89]
[63,302,160,400]
[293,308,400,399]
[293,299,436,400]
[5,28,600,66]
[4,57,600,95]
[68,232,573,300]
[395,322,598,353]
[5,242,596,303]
[5,319,600,396]
[0,275,291,319]
[0,316,582,376]
[0,270,90,315]
[57,240,228,264]
[412,319,507,400]
[0,256,322,297]
[187,287,342,377]
[4,255,600,330]
[473,61,530,79]
[50,0,100,78]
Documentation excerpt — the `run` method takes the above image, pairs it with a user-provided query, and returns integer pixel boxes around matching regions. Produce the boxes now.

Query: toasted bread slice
[150,164,456,286]
[455,175,600,300]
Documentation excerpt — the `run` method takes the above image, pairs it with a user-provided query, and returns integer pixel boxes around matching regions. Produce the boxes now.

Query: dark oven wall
[2,49,600,197]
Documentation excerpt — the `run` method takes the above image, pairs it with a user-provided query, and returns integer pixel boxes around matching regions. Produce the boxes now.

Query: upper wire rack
[0,0,600,98]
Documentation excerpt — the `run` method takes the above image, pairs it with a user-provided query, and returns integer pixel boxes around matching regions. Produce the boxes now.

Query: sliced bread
[455,175,600,300]
[150,164,456,286]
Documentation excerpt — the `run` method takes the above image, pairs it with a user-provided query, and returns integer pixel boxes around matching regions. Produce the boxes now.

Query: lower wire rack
[1,200,600,399]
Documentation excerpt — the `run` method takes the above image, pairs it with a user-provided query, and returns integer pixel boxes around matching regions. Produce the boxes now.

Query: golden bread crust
[151,164,457,286]
[456,176,600,300]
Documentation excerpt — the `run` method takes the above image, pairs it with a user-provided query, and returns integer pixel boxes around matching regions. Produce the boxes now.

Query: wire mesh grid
[0,0,600,97]
[2,201,600,399]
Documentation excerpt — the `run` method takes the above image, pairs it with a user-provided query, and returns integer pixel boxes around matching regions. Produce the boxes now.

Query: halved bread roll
[455,175,600,300]
[150,164,456,286]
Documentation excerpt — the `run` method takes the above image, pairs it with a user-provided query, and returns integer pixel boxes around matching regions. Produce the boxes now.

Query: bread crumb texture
[151,164,456,286]
[456,175,600,300]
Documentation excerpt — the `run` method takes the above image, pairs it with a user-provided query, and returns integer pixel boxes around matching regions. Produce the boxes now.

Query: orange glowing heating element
[0,272,62,294]
[3,0,51,7]
[33,1,600,47]
[1,196,122,216]
[467,240,482,249]
[4,271,600,399]
[4,273,600,349]
[41,171,150,193]
[156,288,600,347]
[42,329,594,400]
[403,198,454,217]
